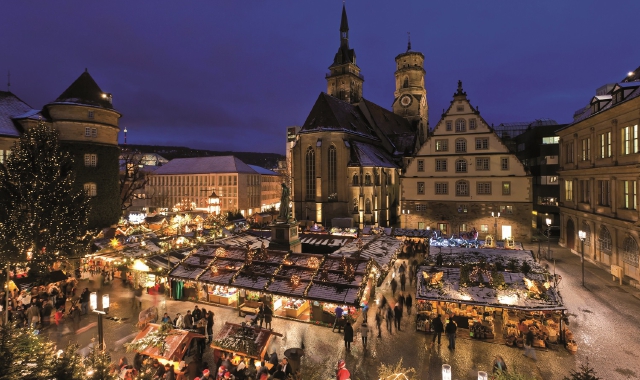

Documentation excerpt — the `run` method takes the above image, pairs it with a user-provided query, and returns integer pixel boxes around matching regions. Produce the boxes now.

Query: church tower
[392,38,428,145]
[326,4,363,104]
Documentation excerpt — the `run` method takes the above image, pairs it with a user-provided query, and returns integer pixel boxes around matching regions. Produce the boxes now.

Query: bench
[239,300,261,317]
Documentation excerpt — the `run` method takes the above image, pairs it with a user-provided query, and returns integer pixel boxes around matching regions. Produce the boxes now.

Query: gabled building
[0,70,122,229]
[291,5,424,228]
[401,81,532,241]
[557,66,640,283]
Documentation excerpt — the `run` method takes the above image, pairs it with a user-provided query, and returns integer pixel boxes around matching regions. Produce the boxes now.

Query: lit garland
[215,247,227,257]
[291,274,301,288]
[307,256,320,269]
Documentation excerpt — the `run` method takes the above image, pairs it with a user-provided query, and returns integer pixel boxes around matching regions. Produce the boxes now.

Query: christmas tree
[0,121,91,274]
[0,324,57,380]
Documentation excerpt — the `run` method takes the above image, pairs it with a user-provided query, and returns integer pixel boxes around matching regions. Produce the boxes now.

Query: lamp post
[91,292,109,351]
[491,211,500,239]
[546,218,552,260]
[579,230,586,287]
[442,364,452,380]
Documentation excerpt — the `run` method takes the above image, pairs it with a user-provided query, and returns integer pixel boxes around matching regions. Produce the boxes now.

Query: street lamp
[208,191,220,215]
[546,218,552,260]
[491,211,500,239]
[442,364,451,380]
[92,293,109,351]
[478,372,488,380]
[579,230,586,287]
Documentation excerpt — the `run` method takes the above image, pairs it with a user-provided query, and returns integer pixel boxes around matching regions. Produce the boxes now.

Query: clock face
[400,94,413,107]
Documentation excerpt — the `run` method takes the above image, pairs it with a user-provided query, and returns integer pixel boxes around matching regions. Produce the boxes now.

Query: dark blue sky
[2,1,639,154]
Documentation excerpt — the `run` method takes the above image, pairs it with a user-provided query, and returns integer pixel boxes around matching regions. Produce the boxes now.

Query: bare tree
[119,149,151,211]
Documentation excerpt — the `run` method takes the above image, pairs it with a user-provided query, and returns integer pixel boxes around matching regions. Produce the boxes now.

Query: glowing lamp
[546,218,552,227]
[90,292,97,311]
[442,364,451,380]
[578,230,586,241]
[478,371,488,380]
[102,294,110,309]
[255,361,261,369]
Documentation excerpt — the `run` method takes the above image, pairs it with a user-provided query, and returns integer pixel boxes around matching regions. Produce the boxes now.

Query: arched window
[455,159,467,173]
[455,180,469,196]
[352,174,359,186]
[455,138,467,153]
[353,198,359,213]
[328,145,337,197]
[622,236,639,266]
[365,198,372,214]
[581,222,591,246]
[365,173,372,185]
[598,225,612,254]
[305,147,315,200]
[403,77,409,88]
[455,119,466,132]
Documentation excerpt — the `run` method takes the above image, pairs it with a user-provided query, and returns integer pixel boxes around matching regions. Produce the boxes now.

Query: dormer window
[614,90,623,104]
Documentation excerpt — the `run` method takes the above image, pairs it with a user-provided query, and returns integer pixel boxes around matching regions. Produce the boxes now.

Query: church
[291,5,427,228]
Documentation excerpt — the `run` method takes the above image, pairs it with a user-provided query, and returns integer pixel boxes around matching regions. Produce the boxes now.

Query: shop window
[457,204,468,213]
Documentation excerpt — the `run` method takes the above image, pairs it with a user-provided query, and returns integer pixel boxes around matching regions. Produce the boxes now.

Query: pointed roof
[301,93,373,136]
[52,70,114,109]
[340,4,349,32]
[0,91,33,137]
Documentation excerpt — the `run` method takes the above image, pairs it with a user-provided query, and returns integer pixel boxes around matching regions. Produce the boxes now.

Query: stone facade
[557,69,640,282]
[401,81,533,241]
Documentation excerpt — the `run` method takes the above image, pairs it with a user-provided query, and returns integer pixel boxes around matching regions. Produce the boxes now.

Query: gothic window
[581,222,591,246]
[305,147,315,200]
[403,77,409,88]
[365,173,372,185]
[455,138,467,153]
[455,180,469,196]
[455,159,467,173]
[328,146,337,198]
[353,198,358,213]
[598,226,612,254]
[365,198,372,214]
[622,236,639,267]
[353,174,359,186]
[455,119,466,132]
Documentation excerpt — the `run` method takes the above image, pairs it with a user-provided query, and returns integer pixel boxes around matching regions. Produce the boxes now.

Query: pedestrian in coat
[523,329,537,360]
[206,311,214,343]
[397,294,405,310]
[375,311,383,338]
[390,278,398,296]
[359,322,370,348]
[80,288,90,315]
[264,305,273,330]
[184,310,194,329]
[386,307,394,333]
[405,294,413,315]
[400,272,407,292]
[343,322,354,351]
[393,304,403,331]
[71,305,81,332]
[26,304,40,328]
[445,318,457,350]
[431,315,444,345]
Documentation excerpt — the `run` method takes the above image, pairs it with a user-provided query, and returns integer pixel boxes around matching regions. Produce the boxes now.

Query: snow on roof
[248,165,279,176]
[0,91,32,137]
[331,234,402,269]
[153,156,258,175]
[352,141,399,168]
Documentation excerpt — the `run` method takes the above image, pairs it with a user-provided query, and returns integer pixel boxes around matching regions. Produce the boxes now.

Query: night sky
[2,1,639,154]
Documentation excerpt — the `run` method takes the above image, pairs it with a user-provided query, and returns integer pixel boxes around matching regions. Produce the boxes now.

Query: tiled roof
[51,70,114,109]
[0,91,32,137]
[566,78,640,127]
[153,156,258,175]
[301,93,374,137]
[360,98,415,153]
[351,141,398,168]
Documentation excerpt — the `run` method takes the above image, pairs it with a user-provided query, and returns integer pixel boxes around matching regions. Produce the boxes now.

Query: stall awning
[131,323,205,362]
[11,270,69,291]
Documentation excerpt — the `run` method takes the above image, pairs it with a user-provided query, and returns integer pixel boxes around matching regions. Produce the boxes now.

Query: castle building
[0,70,122,229]
[557,66,640,283]
[291,5,424,228]
[401,82,533,241]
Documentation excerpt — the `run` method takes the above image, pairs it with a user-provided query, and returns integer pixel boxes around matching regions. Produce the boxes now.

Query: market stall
[415,248,572,351]
[211,322,281,368]
[129,323,205,369]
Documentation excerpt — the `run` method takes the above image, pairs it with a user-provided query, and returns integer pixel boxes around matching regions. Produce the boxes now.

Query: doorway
[501,225,512,240]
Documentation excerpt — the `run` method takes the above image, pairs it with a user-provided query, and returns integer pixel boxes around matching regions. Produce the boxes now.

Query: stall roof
[212,322,279,360]
[416,265,565,311]
[331,234,401,270]
[131,323,204,362]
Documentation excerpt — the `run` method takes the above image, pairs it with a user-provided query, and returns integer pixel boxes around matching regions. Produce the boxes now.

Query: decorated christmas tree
[0,121,91,276]
[0,324,57,380]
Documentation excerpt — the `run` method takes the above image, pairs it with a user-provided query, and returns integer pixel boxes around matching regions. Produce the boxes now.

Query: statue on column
[278,182,291,222]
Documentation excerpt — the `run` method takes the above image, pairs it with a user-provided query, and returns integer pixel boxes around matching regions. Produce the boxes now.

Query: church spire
[340,3,349,43]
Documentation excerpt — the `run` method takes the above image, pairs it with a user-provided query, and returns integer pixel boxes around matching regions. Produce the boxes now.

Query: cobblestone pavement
[42,242,640,379]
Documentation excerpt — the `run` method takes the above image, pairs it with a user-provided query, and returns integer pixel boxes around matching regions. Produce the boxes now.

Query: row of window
[444,118,477,132]
[352,172,391,186]
[411,204,513,215]
[588,224,639,267]
[435,137,489,152]
[564,126,638,163]
[565,179,637,210]
[421,180,511,196]
[149,175,240,187]
[423,157,509,173]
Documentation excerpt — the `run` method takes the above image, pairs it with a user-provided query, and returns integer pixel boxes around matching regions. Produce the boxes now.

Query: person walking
[80,288,90,315]
[375,311,383,338]
[397,294,405,311]
[393,304,403,331]
[257,302,265,328]
[332,305,344,332]
[54,308,64,339]
[71,305,81,332]
[264,304,273,330]
[206,311,214,343]
[26,303,40,329]
[431,314,444,345]
[405,294,413,316]
[336,360,350,380]
[390,278,398,296]
[400,272,406,292]
[359,322,370,348]
[386,306,394,334]
[445,318,457,350]
[343,321,354,351]
[523,329,537,360]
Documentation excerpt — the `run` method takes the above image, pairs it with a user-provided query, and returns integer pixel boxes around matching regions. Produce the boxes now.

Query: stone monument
[270,183,301,253]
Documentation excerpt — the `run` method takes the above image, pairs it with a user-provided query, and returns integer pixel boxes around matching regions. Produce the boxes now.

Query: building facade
[557,67,640,283]
[248,165,281,212]
[514,122,563,231]
[401,82,533,241]
[146,156,264,217]
[0,71,121,229]
[291,5,422,228]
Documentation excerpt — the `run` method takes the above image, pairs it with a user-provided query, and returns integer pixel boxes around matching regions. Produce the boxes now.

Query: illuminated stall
[129,323,205,370]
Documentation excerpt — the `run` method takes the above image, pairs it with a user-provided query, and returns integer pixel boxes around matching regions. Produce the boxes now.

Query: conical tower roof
[54,70,113,109]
